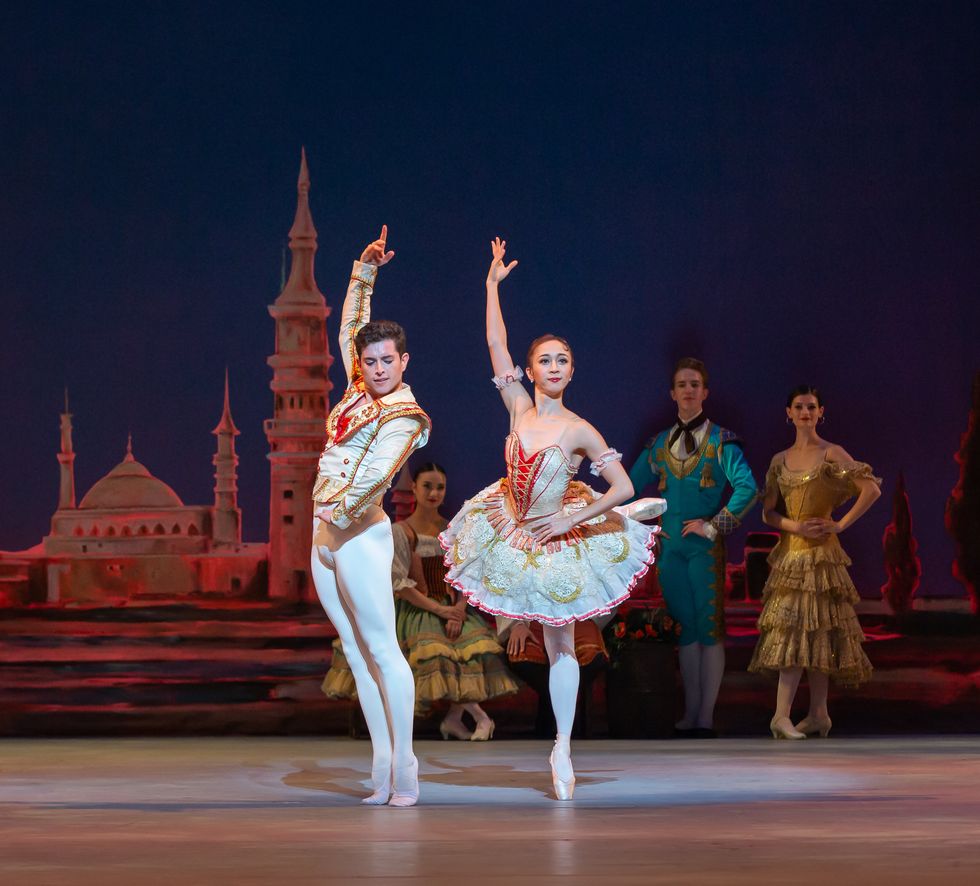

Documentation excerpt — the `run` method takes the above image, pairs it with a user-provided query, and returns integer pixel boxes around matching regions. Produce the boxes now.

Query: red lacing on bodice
[505,432,575,521]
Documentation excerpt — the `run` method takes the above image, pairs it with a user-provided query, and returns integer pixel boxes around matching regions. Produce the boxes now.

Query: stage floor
[2,736,979,884]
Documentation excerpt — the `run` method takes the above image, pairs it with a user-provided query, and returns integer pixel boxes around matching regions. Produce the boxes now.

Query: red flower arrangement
[604,605,681,656]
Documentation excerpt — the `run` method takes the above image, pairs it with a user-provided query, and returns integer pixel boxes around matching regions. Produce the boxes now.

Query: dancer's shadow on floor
[284,757,619,799]
[422,757,620,797]
[282,761,373,799]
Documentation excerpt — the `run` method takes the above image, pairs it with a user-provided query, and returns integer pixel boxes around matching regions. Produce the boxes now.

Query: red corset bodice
[503,431,577,521]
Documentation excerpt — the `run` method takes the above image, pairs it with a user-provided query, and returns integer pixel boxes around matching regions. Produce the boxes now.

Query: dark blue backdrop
[2,2,977,597]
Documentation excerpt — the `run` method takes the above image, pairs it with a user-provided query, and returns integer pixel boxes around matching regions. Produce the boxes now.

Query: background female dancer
[748,385,881,739]
[324,462,519,740]
[441,237,664,799]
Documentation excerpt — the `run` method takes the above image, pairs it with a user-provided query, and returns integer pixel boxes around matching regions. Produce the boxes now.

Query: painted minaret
[57,389,76,510]
[264,149,333,601]
[212,370,241,547]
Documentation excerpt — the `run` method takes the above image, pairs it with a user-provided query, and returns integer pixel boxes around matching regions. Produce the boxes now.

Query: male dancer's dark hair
[355,320,407,356]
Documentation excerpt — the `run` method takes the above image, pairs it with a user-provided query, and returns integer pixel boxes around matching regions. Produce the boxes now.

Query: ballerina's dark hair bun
[785,384,823,407]
[412,462,447,481]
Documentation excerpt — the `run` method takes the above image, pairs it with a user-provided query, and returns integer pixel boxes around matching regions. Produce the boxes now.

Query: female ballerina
[748,385,880,739]
[441,237,664,798]
[324,462,520,739]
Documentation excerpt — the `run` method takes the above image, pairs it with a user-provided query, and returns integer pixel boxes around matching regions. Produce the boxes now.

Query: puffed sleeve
[390,523,418,594]
[826,461,882,508]
[330,416,428,529]
[763,456,782,500]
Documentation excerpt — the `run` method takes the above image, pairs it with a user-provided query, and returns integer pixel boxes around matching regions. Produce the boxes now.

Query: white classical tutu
[440,479,664,626]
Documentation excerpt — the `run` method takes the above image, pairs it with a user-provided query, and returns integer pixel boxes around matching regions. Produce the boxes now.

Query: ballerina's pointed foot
[361,765,392,805]
[470,719,496,741]
[770,715,807,740]
[388,757,420,808]
[549,738,576,801]
[795,714,832,738]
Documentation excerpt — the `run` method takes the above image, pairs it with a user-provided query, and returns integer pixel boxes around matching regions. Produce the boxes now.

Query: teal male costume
[629,420,758,646]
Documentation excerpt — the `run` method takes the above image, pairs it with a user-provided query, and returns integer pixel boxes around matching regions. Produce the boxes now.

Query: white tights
[676,641,725,730]
[311,508,416,782]
[542,623,577,782]
[543,623,578,733]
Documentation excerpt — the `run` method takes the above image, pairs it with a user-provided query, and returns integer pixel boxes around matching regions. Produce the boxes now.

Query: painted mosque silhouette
[0,150,330,609]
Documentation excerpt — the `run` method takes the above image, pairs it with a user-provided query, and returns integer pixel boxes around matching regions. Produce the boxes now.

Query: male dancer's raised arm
[337,226,396,383]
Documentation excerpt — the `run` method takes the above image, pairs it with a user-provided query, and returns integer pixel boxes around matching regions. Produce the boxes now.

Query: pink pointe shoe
[549,738,576,800]
[362,764,392,806]
[388,757,420,808]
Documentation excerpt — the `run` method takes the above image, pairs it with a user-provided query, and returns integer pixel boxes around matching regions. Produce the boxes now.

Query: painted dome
[79,440,184,510]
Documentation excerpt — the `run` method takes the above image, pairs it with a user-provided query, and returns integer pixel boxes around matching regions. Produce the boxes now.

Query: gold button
[340,472,346,478]
[343,458,350,464]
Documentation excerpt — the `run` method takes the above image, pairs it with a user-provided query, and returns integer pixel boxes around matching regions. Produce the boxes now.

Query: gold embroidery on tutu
[546,582,583,603]
[609,536,630,564]
[482,575,508,595]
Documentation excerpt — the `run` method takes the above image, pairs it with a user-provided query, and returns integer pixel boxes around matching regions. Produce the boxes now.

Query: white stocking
[311,509,417,779]
[543,623,577,784]
[697,642,725,729]
[676,642,702,729]
[312,542,391,785]
[542,623,579,738]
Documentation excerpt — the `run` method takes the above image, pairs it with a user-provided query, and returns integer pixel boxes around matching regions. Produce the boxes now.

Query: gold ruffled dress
[748,458,880,686]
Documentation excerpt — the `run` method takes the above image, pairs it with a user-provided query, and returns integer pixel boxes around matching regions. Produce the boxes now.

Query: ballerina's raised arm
[486,237,533,426]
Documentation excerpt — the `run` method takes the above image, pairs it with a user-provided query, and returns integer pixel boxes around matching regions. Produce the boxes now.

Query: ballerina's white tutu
[440,431,666,626]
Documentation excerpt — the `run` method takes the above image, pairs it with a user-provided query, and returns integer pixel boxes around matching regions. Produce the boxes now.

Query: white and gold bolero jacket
[312,261,430,529]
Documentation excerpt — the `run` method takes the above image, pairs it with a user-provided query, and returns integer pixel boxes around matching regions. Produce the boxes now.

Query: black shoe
[692,727,718,739]
[673,726,698,738]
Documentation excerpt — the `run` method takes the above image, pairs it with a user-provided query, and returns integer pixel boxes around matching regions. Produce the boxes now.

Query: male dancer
[310,226,431,806]
[628,358,757,737]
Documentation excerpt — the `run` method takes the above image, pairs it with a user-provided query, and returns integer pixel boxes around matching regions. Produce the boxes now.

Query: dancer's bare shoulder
[565,416,609,459]
[823,442,853,463]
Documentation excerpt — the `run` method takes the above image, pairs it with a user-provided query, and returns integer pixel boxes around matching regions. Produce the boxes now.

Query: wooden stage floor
[2,736,979,884]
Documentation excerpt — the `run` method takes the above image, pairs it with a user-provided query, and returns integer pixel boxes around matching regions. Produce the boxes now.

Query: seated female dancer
[502,619,609,737]
[324,462,520,739]
[441,237,665,799]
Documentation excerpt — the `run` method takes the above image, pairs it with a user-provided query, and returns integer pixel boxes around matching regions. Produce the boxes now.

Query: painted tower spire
[57,388,76,510]
[212,369,241,547]
[264,149,333,601]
